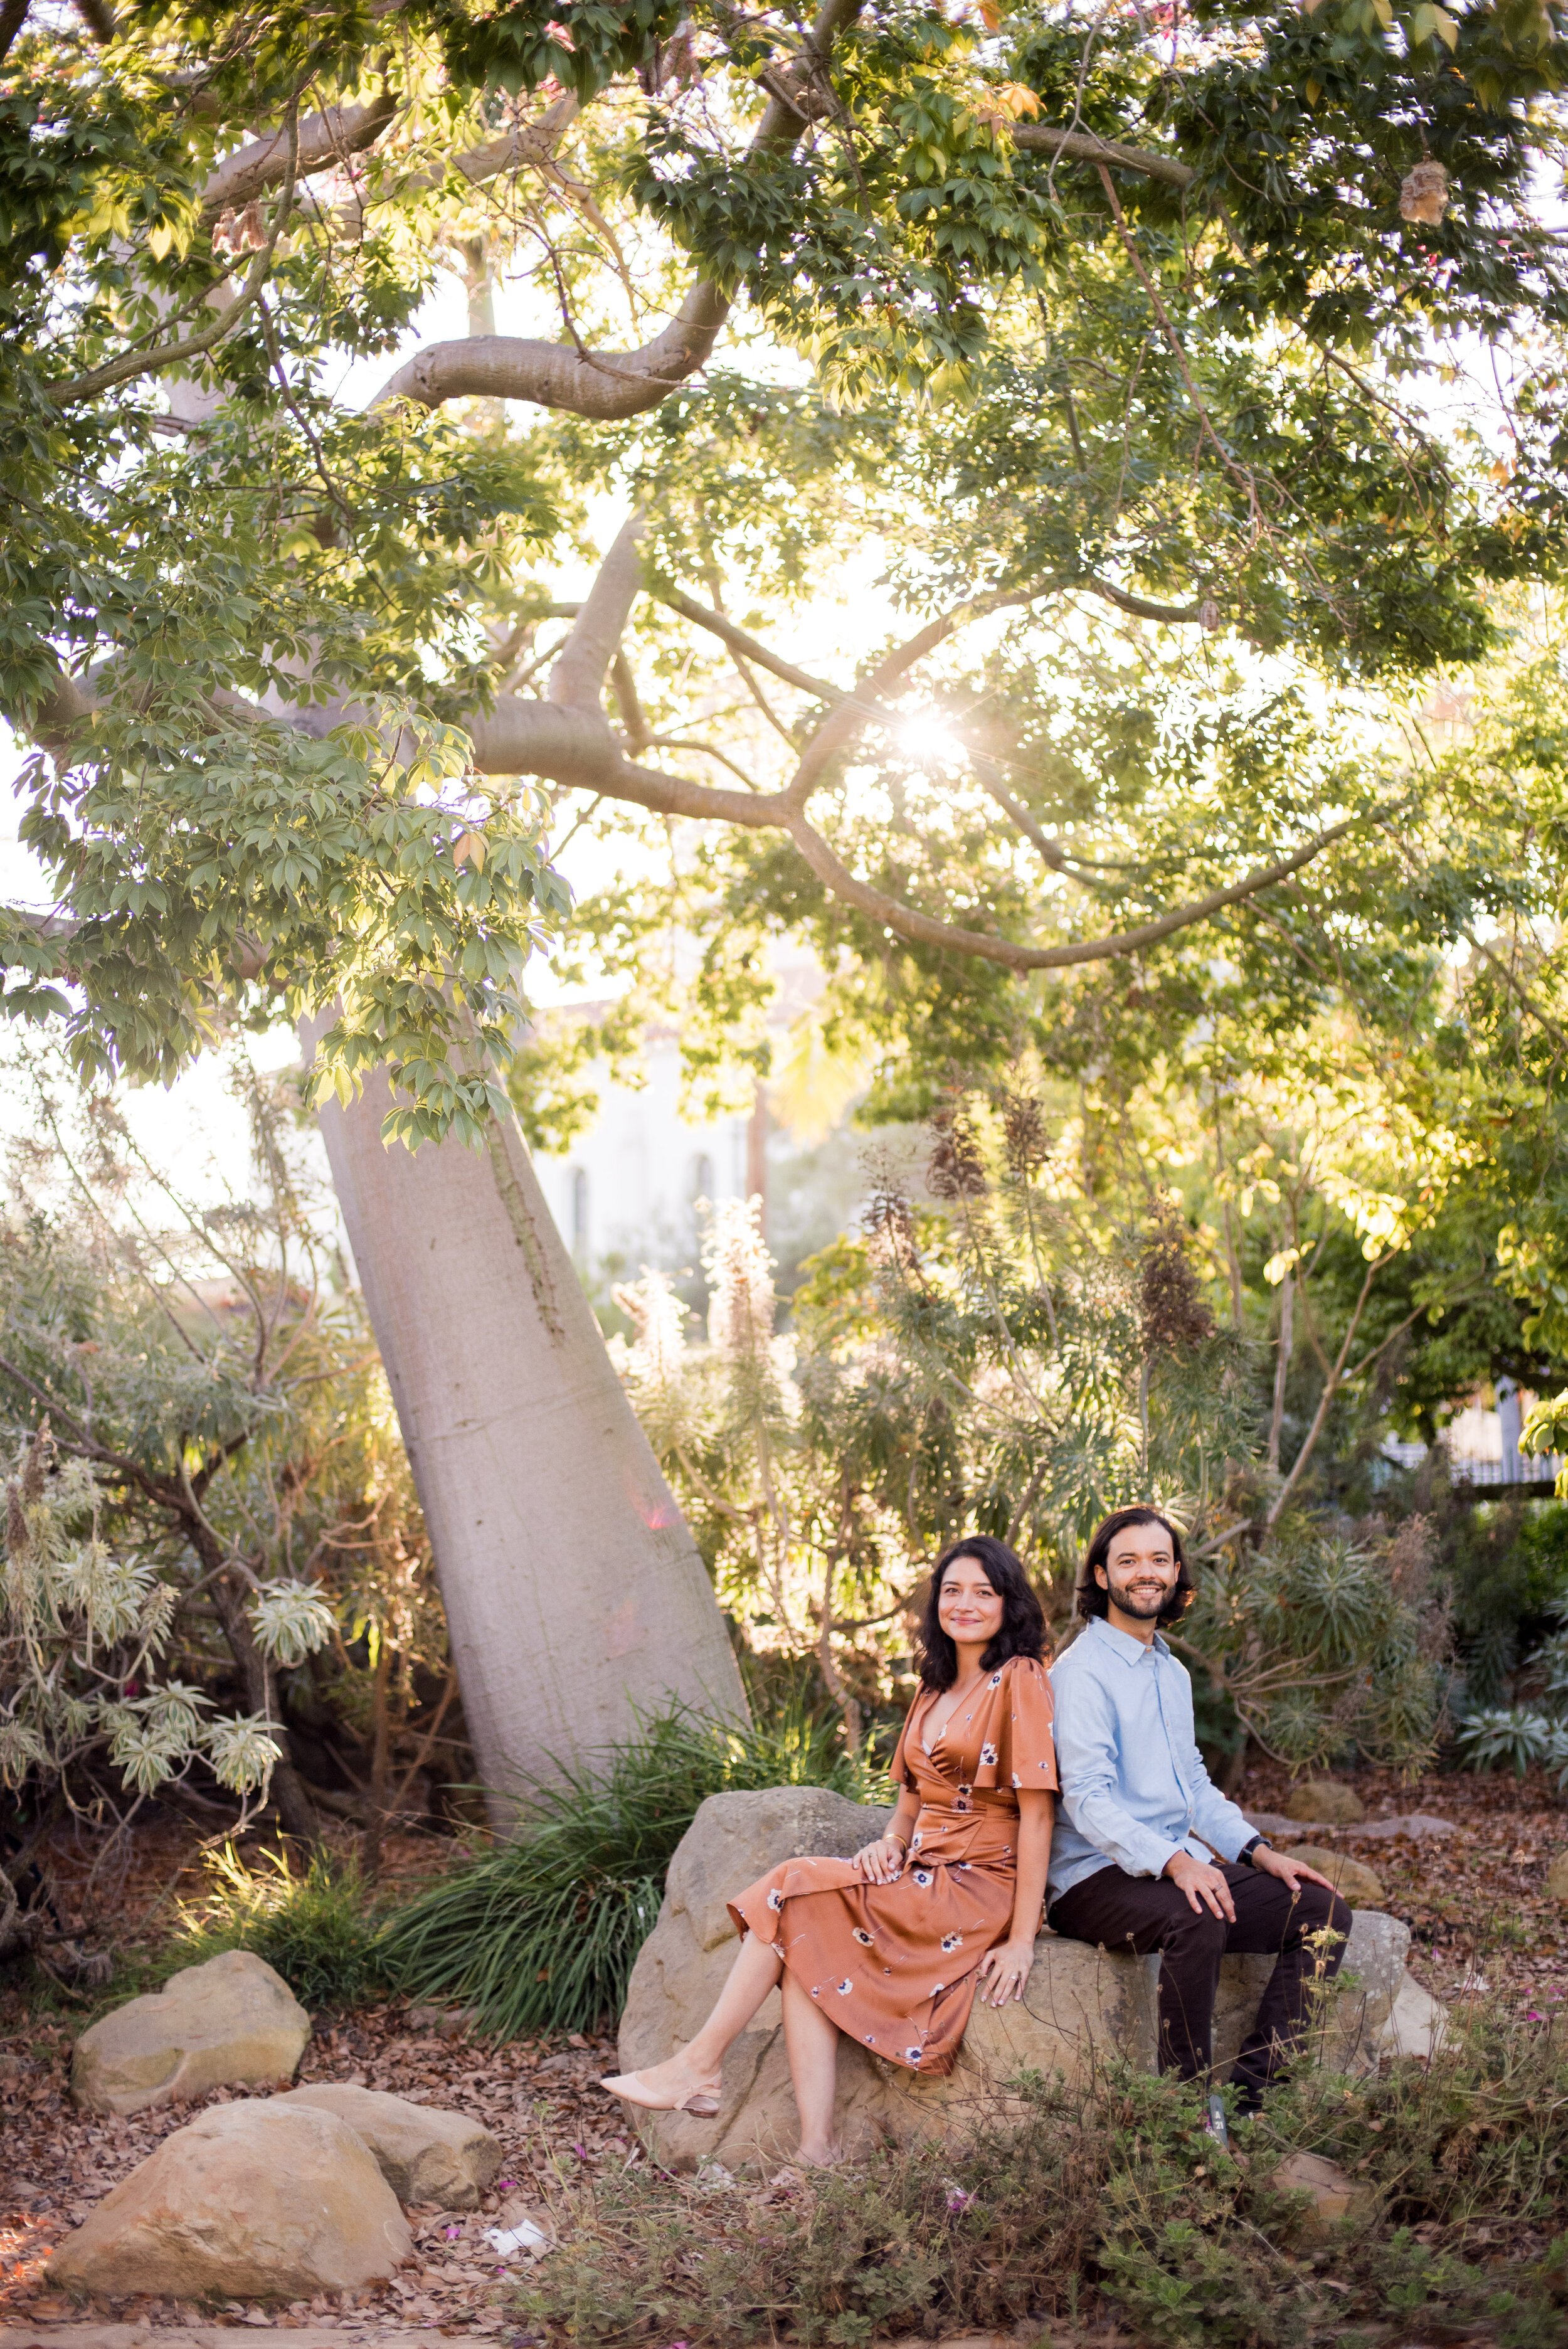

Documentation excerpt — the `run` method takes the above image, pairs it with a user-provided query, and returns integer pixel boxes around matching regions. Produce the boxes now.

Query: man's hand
[1163,1849,1236,1920]
[976,1936,1036,2005]
[1251,1845,1340,1897]
[853,1833,906,1884]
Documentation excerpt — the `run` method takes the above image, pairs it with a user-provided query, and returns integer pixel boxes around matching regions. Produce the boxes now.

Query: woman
[600,1535,1056,2167]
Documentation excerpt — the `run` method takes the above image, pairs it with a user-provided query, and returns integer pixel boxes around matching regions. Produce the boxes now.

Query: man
[1047,1505,1351,2130]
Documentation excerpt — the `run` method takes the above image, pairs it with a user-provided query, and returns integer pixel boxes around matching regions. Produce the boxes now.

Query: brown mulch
[2,1761,1565,2336]
[1,1812,623,2338]
[1240,1755,1568,2006]
[0,2002,625,2335]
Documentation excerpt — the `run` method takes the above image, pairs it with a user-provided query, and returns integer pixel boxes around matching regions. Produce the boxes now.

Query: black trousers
[1047,1860,1352,2101]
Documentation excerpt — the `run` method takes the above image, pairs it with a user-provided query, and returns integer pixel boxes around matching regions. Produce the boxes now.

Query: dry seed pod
[5,1480,30,1564]
[1400,159,1449,226]
[927,1105,987,1199]
[19,1418,53,1505]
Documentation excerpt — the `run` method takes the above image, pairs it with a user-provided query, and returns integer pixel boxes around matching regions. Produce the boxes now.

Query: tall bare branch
[780,809,1364,970]
[549,513,647,715]
[376,0,866,419]
[199,93,398,223]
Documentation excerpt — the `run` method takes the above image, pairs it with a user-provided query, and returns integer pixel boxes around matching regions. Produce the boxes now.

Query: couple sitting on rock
[601,1507,1352,2167]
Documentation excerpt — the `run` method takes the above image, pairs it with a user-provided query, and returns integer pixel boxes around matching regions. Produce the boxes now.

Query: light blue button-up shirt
[1046,1615,1256,1902]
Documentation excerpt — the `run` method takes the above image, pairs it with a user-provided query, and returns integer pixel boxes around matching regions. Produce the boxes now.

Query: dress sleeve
[978,1657,1058,1793]
[888,1694,925,1792]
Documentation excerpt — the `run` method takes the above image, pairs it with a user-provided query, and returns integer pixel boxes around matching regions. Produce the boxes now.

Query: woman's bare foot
[794,2140,845,2170]
[598,2045,724,2118]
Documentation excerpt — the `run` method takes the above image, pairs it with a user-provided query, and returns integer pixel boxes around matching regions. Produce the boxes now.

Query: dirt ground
[2,1762,1565,2338]
[1240,1756,1568,2005]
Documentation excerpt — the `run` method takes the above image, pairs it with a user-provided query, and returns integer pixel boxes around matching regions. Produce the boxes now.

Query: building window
[570,1166,590,1257]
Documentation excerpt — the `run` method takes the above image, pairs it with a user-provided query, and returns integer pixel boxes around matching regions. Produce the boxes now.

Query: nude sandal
[598,2069,721,2119]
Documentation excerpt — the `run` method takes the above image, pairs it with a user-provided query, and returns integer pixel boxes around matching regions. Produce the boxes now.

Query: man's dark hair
[1074,1506,1194,1628]
[916,1534,1048,1690]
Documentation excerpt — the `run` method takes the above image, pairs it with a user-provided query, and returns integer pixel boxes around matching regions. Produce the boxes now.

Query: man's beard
[1108,1579,1170,1621]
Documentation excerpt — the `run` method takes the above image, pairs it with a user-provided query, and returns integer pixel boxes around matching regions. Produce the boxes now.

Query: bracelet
[884,1832,908,1852]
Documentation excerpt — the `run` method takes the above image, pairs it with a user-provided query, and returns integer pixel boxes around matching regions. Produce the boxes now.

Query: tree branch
[199,92,396,225]
[0,0,30,64]
[1264,1251,1385,1529]
[654,581,843,704]
[549,512,646,716]
[50,115,300,405]
[389,93,580,204]
[1013,123,1195,191]
[376,0,865,418]
[1083,576,1210,625]
[780,810,1365,971]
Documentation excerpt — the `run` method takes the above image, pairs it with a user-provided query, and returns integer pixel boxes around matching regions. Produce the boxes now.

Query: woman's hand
[854,1833,906,1884]
[975,1936,1036,2005]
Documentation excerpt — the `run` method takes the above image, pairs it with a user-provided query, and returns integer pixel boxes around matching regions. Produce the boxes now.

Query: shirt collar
[1088,1615,1167,1665]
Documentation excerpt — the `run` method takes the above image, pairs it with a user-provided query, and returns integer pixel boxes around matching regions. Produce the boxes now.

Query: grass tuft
[516,2003,1568,2349]
[174,1842,388,2011]
[378,1697,886,2039]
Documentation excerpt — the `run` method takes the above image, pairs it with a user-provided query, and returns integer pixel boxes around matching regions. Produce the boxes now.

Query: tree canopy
[3,0,1568,1438]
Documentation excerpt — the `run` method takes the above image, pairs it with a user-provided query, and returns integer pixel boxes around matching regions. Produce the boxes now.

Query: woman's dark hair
[916,1535,1048,1690]
[1074,1506,1194,1628]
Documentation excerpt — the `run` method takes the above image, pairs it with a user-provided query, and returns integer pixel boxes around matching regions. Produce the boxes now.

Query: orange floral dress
[728,1655,1057,2075]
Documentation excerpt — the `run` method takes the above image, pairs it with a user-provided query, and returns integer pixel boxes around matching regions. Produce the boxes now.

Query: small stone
[1283,1779,1365,1826]
[1271,2148,1362,2230]
[278,2085,502,2209]
[46,2100,412,2299]
[1545,1850,1568,1902]
[72,1950,311,2117]
[404,2003,478,2039]
[1283,1846,1385,1905]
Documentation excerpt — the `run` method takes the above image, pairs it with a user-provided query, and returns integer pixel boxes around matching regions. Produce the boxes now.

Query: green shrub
[516,2007,1568,2349]
[378,1698,886,2039]
[175,1842,388,2010]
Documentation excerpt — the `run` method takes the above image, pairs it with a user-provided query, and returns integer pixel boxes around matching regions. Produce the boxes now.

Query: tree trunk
[310,1053,747,1819]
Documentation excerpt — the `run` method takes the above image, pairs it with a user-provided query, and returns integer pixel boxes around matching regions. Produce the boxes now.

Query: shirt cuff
[1130,1832,1185,1880]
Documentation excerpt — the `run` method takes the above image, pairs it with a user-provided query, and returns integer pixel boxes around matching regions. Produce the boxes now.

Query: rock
[1270,2150,1362,2231]
[1283,1780,1365,1826]
[46,2100,412,2299]
[278,2084,502,2208]
[404,2003,479,2038]
[1546,1850,1568,1903]
[1282,1846,1385,1905]
[1377,1972,1448,2060]
[71,1951,311,2117]
[617,1786,1414,2173]
[1353,1812,1454,1842]
[1248,1808,1454,1842]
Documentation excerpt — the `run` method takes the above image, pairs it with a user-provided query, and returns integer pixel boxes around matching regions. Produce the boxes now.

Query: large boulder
[617,1787,1430,2173]
[278,2084,503,2208]
[72,1950,312,2117]
[1283,1780,1365,1826]
[46,2101,412,2300]
[1283,1845,1386,1905]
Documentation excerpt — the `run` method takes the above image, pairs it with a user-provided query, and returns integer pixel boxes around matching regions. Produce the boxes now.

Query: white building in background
[1381,1378,1564,1490]
[529,958,877,1289]
[532,1031,764,1276]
